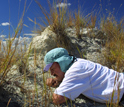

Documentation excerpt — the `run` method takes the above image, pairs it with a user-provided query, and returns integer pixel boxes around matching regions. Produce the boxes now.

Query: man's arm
[46,78,68,104]
[52,93,68,105]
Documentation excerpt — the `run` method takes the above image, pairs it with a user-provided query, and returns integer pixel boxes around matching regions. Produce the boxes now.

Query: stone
[1,26,108,107]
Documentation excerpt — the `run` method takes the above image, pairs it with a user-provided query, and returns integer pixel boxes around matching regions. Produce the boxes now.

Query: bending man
[43,47,124,105]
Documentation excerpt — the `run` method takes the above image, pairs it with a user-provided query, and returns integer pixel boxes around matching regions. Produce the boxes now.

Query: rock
[1,26,108,107]
[0,102,20,107]
[28,26,57,55]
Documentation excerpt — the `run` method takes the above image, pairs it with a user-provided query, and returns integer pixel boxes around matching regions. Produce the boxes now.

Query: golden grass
[0,0,124,106]
[0,0,27,85]
[101,16,124,72]
[34,0,124,72]
[33,0,124,106]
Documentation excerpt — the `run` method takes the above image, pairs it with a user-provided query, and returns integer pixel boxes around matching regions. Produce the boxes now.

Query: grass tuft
[0,0,124,106]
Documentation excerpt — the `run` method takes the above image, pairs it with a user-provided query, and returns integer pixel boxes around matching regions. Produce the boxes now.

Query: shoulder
[67,58,88,71]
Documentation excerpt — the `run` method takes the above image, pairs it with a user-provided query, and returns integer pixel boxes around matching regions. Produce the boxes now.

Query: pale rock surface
[0,26,108,107]
[28,26,57,55]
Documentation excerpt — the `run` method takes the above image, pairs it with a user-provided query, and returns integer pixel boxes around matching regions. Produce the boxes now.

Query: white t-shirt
[54,58,124,103]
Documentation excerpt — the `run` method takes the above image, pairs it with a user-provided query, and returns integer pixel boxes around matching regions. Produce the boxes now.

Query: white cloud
[0,22,10,26]
[18,36,32,44]
[0,35,6,38]
[1,36,32,52]
[5,36,32,45]
[24,33,39,36]
[56,3,71,8]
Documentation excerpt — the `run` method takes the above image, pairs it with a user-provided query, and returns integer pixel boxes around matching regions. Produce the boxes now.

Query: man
[43,47,124,105]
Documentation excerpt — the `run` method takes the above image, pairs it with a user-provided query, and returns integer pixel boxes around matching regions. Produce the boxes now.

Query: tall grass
[34,0,124,71]
[0,16,25,86]
[100,16,124,72]
[0,0,34,106]
[33,0,124,106]
[0,0,124,106]
[34,0,73,51]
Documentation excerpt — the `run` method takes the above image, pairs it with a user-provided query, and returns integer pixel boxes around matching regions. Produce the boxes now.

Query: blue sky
[0,0,124,41]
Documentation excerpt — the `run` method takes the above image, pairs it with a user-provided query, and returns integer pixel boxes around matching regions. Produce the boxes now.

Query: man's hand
[52,93,68,105]
[46,78,59,87]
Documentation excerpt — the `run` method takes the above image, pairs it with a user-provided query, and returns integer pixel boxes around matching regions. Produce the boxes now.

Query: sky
[0,0,124,49]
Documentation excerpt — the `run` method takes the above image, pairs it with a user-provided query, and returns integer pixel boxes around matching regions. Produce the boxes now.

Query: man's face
[50,62,65,82]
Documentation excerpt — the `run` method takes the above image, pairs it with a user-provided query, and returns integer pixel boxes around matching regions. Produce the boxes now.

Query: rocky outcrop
[29,27,106,64]
[0,26,108,107]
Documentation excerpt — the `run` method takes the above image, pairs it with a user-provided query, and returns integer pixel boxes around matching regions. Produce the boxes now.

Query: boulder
[0,26,108,107]
[28,26,57,55]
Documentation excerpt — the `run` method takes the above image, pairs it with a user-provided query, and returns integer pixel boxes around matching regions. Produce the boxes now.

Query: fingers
[46,78,54,87]
[52,80,59,87]
[46,78,59,87]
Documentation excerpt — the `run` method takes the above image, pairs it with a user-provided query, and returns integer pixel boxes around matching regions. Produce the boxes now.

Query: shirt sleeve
[54,64,92,100]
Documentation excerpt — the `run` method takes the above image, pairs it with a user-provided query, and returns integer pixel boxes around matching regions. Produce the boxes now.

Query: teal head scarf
[44,47,74,72]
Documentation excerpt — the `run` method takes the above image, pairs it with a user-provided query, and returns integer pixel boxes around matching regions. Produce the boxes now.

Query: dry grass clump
[34,0,73,50]
[0,0,124,106]
[34,0,124,106]
[74,9,85,39]
[100,16,124,107]
[0,0,28,86]
[0,22,24,85]
[0,1,32,106]
[35,0,124,74]
[100,16,124,72]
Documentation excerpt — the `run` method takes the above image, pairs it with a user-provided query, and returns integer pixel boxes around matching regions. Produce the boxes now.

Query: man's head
[43,47,74,73]
[50,62,65,81]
